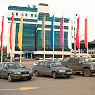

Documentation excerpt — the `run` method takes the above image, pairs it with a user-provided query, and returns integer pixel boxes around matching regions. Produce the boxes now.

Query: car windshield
[80,58,91,63]
[50,62,62,67]
[8,63,25,69]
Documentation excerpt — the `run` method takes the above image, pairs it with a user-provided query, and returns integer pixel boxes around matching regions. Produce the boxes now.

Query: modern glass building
[7,3,71,58]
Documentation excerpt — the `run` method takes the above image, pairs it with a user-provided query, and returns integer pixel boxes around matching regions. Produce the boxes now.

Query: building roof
[39,3,48,6]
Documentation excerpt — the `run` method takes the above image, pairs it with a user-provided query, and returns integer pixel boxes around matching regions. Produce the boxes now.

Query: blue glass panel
[15,23,36,51]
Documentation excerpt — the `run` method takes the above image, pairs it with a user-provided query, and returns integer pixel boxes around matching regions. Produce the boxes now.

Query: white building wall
[7,4,71,57]
[38,5,49,13]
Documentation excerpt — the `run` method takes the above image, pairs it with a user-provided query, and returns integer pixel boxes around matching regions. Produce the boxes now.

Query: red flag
[60,17,63,49]
[0,16,4,49]
[10,15,14,50]
[84,18,87,48]
[76,17,80,49]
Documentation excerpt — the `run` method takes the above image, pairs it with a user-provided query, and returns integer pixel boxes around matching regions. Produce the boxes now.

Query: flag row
[0,15,88,50]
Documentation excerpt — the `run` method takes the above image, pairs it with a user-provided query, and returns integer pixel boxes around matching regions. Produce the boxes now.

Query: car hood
[51,66,71,71]
[9,68,32,72]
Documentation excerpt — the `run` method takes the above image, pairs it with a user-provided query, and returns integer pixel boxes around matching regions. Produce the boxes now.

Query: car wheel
[27,76,32,80]
[8,74,13,82]
[35,71,39,77]
[84,69,91,77]
[76,72,80,75]
[53,72,57,79]
[67,76,70,78]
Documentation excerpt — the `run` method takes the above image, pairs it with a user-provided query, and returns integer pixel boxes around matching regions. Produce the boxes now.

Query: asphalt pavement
[0,61,95,95]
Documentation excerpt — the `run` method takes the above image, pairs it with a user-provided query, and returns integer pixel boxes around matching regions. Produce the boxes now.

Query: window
[0,64,3,68]
[35,14,37,17]
[3,63,8,69]
[45,62,50,66]
[69,58,78,63]
[12,12,14,15]
[31,14,33,17]
[40,62,45,67]
[16,13,18,16]
[25,13,27,16]
[21,13,24,16]
[64,26,68,29]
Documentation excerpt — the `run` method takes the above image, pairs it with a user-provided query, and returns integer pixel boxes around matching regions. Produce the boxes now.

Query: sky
[0,0,95,48]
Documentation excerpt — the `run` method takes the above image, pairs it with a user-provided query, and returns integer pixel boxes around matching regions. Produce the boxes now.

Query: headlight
[14,72,21,74]
[29,71,32,73]
[59,70,66,72]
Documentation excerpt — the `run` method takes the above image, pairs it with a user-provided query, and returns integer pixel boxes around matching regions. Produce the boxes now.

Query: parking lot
[0,61,95,95]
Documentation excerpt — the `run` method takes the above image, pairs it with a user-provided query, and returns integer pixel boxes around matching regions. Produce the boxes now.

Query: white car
[15,57,26,60]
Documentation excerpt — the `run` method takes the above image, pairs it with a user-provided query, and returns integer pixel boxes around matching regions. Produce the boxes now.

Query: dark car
[33,61,73,79]
[62,57,95,77]
[0,62,33,82]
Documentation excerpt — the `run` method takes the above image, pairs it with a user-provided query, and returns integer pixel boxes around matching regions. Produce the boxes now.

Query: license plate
[22,74,29,77]
[67,72,72,74]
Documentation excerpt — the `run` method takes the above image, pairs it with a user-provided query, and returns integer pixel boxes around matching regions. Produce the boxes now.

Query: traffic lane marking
[0,87,40,91]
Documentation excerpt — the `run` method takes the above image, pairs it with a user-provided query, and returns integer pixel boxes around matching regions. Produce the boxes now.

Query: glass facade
[8,5,70,52]
[37,30,69,51]
[8,6,37,12]
[15,23,36,51]
[8,17,37,22]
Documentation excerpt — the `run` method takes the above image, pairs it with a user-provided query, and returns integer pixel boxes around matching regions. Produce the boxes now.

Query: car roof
[69,57,87,59]
[2,62,20,64]
[36,61,57,63]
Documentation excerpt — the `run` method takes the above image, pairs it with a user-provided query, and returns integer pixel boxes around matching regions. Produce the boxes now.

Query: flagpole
[10,15,14,62]
[18,16,23,63]
[87,37,88,58]
[44,15,45,61]
[70,14,73,57]
[20,20,23,63]
[87,16,88,58]
[10,50,12,62]
[20,37,22,63]
[79,42,80,57]
[74,14,77,57]
[1,49,3,64]
[53,14,55,61]
[62,15,64,60]
[1,16,4,64]
[79,29,80,57]
[1,29,3,64]
[79,48,80,57]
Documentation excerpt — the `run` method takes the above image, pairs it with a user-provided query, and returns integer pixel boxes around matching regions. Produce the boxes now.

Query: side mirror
[79,61,82,64]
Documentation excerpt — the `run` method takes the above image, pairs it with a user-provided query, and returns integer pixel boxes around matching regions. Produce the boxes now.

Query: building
[72,40,95,57]
[7,3,71,59]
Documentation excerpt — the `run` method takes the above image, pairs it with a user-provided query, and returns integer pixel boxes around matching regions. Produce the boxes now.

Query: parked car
[61,57,95,77]
[33,61,73,79]
[0,62,33,82]
[89,58,95,62]
[36,57,40,60]
[15,57,26,61]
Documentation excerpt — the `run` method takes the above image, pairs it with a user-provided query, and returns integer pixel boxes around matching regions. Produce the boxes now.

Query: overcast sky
[0,0,95,48]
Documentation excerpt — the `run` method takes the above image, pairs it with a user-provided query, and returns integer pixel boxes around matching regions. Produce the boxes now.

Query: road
[0,61,95,95]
